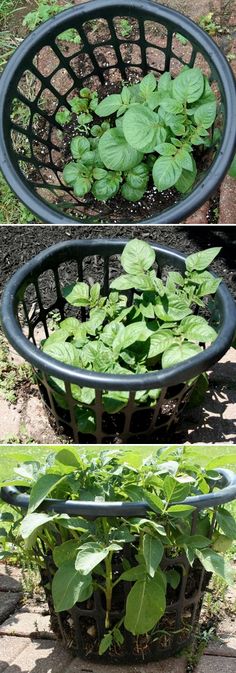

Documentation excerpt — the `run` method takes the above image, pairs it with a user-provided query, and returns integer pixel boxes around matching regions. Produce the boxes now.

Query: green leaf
[195,549,235,585]
[160,98,183,114]
[158,72,172,95]
[194,101,216,128]
[216,509,236,540]
[99,633,113,655]
[126,163,149,190]
[121,183,145,202]
[70,136,90,159]
[143,534,164,577]
[55,449,81,468]
[139,73,157,98]
[173,68,204,103]
[73,176,91,197]
[148,330,176,358]
[75,542,120,575]
[20,512,57,542]
[42,341,76,366]
[62,282,90,307]
[119,565,146,582]
[121,238,155,274]
[152,155,182,190]
[162,343,202,368]
[63,162,80,185]
[113,321,151,353]
[96,93,122,116]
[123,104,161,152]
[28,473,66,513]
[166,504,196,517]
[180,315,217,343]
[228,154,236,178]
[103,390,129,413]
[166,569,180,589]
[52,561,93,611]
[155,295,192,322]
[186,247,221,272]
[92,175,120,201]
[175,167,196,193]
[75,407,96,433]
[155,142,176,156]
[206,454,236,469]
[53,540,79,567]
[124,575,166,634]
[98,128,143,171]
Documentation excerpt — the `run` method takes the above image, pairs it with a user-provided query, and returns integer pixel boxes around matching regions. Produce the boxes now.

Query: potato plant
[59,68,218,202]
[41,239,222,433]
[2,446,235,655]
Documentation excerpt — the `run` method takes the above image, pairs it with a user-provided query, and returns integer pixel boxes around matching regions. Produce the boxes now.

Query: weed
[0,174,38,223]
[198,13,221,36]
[0,331,34,403]
[119,18,132,38]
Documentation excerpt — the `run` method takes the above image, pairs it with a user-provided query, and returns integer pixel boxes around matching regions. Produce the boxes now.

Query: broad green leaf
[113,321,151,352]
[92,175,120,201]
[175,167,196,193]
[98,128,143,171]
[95,93,122,116]
[152,155,182,190]
[195,549,235,585]
[124,575,166,634]
[166,569,180,589]
[52,561,93,611]
[75,407,96,433]
[63,162,79,185]
[55,449,81,468]
[160,98,183,114]
[42,341,76,365]
[103,390,129,413]
[155,296,192,322]
[155,142,176,156]
[28,473,66,513]
[180,315,217,343]
[20,512,57,541]
[162,343,202,368]
[119,565,147,582]
[99,633,112,655]
[173,68,204,103]
[194,101,216,128]
[70,136,90,159]
[216,509,236,540]
[121,238,155,274]
[62,282,90,307]
[126,163,149,190]
[121,183,145,202]
[110,274,137,290]
[143,534,164,577]
[166,504,196,517]
[148,330,176,358]
[186,248,221,272]
[177,534,211,549]
[123,104,161,152]
[53,540,79,567]
[59,317,81,334]
[139,72,157,98]
[158,71,172,95]
[75,542,120,575]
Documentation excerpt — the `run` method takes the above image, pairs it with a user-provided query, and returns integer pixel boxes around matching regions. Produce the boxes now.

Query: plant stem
[104,551,113,629]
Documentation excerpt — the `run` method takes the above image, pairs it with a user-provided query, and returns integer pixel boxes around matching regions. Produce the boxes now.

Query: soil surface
[0,226,236,298]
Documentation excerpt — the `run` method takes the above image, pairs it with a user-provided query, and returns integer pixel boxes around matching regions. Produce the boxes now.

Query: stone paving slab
[0,638,72,673]
[0,594,21,625]
[206,614,236,657]
[66,656,187,673]
[0,609,55,640]
[195,655,236,673]
[0,568,22,593]
[0,636,30,673]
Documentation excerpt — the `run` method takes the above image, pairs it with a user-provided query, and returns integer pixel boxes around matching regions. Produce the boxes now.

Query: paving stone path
[0,566,235,673]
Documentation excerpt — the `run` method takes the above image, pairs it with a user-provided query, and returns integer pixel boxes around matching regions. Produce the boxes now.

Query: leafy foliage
[61,68,217,202]
[40,239,221,432]
[1,446,235,654]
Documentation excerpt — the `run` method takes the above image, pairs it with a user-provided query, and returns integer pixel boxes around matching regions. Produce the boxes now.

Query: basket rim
[1,238,236,391]
[1,468,236,516]
[0,0,236,224]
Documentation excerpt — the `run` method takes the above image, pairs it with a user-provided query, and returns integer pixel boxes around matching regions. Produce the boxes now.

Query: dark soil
[1,225,236,298]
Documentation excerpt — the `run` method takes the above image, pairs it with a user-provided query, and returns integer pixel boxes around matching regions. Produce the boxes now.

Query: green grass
[0,444,236,483]
[0,174,38,223]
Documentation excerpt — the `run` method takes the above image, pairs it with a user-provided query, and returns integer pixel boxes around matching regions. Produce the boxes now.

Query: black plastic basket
[1,238,236,443]
[1,467,236,663]
[0,0,235,224]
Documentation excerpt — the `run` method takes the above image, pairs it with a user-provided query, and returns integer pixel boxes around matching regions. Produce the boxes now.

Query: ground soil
[0,226,236,298]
